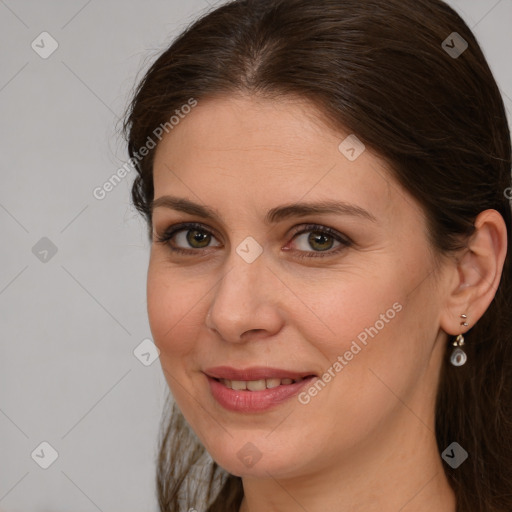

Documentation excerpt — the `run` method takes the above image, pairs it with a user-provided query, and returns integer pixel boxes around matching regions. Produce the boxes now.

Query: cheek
[290,274,418,415]
[300,270,437,425]
[292,272,405,355]
[147,257,411,368]
[146,264,205,359]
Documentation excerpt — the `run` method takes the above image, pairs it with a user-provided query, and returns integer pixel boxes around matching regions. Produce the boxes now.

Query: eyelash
[154,222,352,259]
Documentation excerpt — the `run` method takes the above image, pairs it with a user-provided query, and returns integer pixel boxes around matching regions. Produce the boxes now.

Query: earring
[450,314,468,367]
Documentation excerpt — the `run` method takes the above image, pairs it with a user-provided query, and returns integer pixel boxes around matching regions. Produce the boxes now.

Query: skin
[147,93,508,512]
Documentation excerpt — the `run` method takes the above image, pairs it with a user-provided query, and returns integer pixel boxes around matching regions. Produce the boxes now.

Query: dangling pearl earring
[450,313,468,367]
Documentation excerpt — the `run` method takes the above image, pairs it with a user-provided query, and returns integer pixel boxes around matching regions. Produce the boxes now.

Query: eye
[287,224,352,258]
[154,222,221,254]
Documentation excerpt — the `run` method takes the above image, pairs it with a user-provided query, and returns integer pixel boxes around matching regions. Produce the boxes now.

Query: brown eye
[288,224,352,259]
[307,231,335,251]
[155,222,221,254]
[185,228,212,248]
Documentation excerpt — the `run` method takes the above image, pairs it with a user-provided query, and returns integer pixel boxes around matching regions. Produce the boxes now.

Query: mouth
[203,366,317,412]
[203,365,316,381]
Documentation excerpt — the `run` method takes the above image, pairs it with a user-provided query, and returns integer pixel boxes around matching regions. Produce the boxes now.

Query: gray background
[0,0,510,511]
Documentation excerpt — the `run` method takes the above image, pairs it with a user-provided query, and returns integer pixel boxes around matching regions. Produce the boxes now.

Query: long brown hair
[123,0,512,510]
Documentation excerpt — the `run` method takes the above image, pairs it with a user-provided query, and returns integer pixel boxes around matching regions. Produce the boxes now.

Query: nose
[205,245,284,343]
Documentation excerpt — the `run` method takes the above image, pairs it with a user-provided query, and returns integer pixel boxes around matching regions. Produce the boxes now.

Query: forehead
[155,94,344,165]
[151,94,417,227]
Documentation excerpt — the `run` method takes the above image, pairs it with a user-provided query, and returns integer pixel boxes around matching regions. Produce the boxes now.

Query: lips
[203,366,317,412]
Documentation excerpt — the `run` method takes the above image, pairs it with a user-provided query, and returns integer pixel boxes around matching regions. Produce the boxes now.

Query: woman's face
[148,94,450,479]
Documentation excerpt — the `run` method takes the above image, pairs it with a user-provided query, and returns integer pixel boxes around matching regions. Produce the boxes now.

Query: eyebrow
[150,195,377,224]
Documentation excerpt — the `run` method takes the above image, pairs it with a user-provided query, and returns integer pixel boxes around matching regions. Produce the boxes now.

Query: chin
[202,435,310,479]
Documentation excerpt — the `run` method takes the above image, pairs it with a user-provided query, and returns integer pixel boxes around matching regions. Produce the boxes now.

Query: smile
[203,366,317,413]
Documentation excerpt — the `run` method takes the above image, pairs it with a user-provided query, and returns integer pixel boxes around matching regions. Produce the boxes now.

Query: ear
[439,209,508,336]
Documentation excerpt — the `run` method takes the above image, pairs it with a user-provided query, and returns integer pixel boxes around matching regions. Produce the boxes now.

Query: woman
[123,0,512,510]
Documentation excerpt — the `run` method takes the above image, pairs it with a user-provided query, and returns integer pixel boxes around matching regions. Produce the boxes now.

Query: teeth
[231,380,247,390]
[265,378,281,389]
[218,377,304,390]
[247,379,266,391]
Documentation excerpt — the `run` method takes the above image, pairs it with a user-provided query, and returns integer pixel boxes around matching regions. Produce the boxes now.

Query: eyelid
[154,221,221,249]
[288,223,352,244]
[286,224,352,258]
